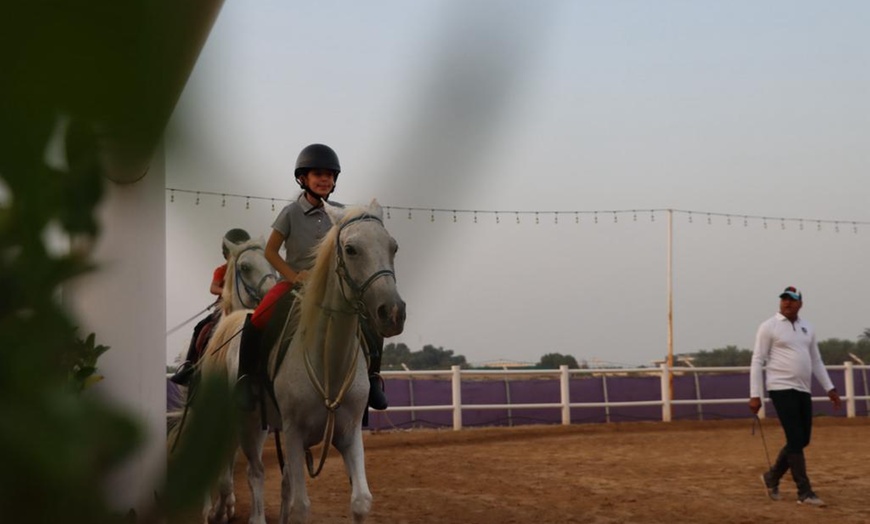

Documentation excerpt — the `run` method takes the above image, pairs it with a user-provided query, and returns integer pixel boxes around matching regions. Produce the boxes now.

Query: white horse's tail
[200,310,249,383]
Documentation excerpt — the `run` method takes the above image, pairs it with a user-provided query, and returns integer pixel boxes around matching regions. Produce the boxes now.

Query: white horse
[199,200,405,524]
[168,236,276,522]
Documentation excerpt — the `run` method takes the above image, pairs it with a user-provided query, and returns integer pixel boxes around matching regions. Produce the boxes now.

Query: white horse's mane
[299,204,371,330]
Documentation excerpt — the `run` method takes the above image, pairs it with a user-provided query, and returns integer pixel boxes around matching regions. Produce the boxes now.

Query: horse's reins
[333,214,396,319]
[301,213,395,478]
[165,299,220,337]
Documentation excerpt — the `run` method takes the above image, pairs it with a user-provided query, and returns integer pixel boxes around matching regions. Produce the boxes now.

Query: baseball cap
[779,286,802,301]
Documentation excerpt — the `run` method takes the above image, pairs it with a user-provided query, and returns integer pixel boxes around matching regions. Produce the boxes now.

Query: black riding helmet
[294,144,341,199]
[222,228,251,258]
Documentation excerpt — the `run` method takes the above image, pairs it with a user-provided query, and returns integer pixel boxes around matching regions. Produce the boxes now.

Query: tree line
[384,329,870,370]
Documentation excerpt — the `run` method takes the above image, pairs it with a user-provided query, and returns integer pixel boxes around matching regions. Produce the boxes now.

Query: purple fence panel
[569,377,607,423]
[604,375,661,422]
[172,368,868,431]
[855,369,870,417]
[503,379,562,426]
[671,375,697,420]
[810,372,845,418]
[462,380,511,427]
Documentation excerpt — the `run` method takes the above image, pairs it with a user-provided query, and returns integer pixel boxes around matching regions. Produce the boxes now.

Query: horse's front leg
[238,416,269,524]
[207,448,238,524]
[278,430,310,524]
[337,427,372,523]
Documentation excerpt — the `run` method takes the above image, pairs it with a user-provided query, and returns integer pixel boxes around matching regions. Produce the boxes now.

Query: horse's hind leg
[239,418,269,524]
[337,429,372,523]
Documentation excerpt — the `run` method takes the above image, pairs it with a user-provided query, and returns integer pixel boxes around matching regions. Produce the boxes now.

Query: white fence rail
[379,362,870,431]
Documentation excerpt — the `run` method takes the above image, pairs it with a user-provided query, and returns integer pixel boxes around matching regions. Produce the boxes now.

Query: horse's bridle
[234,245,277,309]
[333,213,396,318]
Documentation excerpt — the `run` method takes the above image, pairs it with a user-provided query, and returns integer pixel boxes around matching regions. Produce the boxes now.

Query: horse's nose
[377,300,406,333]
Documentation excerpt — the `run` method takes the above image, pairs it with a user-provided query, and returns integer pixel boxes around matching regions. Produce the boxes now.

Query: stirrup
[368,373,388,411]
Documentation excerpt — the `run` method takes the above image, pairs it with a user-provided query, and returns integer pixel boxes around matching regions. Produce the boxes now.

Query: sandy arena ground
[193,417,870,523]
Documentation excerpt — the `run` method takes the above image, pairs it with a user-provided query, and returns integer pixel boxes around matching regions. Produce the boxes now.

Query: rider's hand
[293,270,309,285]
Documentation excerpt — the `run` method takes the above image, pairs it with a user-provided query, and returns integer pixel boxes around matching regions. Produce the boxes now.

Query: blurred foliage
[817,338,870,365]
[383,342,469,370]
[68,332,111,393]
[683,337,870,367]
[686,345,753,367]
[1,2,231,523]
[537,352,581,369]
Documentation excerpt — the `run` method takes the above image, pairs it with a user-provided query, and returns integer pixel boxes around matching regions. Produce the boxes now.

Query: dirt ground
[207,417,870,523]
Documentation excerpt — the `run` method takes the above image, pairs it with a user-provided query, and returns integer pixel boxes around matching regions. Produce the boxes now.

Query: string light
[163,188,869,234]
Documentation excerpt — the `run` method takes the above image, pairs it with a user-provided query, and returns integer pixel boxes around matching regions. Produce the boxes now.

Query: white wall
[69,150,167,513]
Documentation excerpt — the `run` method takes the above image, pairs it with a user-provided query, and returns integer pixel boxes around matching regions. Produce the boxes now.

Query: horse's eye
[344,245,357,256]
[239,263,251,272]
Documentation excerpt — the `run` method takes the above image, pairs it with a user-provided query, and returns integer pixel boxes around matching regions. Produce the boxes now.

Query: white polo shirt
[749,313,834,398]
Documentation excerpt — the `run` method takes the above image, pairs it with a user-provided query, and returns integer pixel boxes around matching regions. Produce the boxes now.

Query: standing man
[749,286,841,506]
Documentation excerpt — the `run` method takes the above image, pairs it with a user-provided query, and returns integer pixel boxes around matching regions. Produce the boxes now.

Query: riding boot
[236,313,262,411]
[787,451,814,499]
[362,320,388,410]
[170,316,210,385]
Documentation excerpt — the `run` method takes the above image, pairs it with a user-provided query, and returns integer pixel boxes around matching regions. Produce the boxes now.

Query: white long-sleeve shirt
[749,313,834,399]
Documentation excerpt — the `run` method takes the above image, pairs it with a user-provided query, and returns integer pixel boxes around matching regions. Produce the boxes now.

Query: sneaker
[797,494,826,507]
[760,474,780,501]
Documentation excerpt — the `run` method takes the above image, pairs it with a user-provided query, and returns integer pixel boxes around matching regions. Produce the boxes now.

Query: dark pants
[768,389,815,497]
[769,389,813,452]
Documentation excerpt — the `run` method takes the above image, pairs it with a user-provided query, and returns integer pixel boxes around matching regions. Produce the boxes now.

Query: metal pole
[503,366,513,427]
[667,209,674,405]
[401,363,417,427]
[681,357,702,421]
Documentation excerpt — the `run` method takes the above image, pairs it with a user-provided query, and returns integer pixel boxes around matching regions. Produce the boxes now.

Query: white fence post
[660,363,671,422]
[452,365,462,431]
[560,365,570,425]
[844,361,855,418]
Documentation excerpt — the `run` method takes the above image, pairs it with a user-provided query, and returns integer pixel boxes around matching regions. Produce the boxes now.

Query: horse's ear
[323,200,346,225]
[256,235,266,248]
[368,199,383,220]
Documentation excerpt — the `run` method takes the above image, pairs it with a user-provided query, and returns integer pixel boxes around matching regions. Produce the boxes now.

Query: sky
[165,1,870,368]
